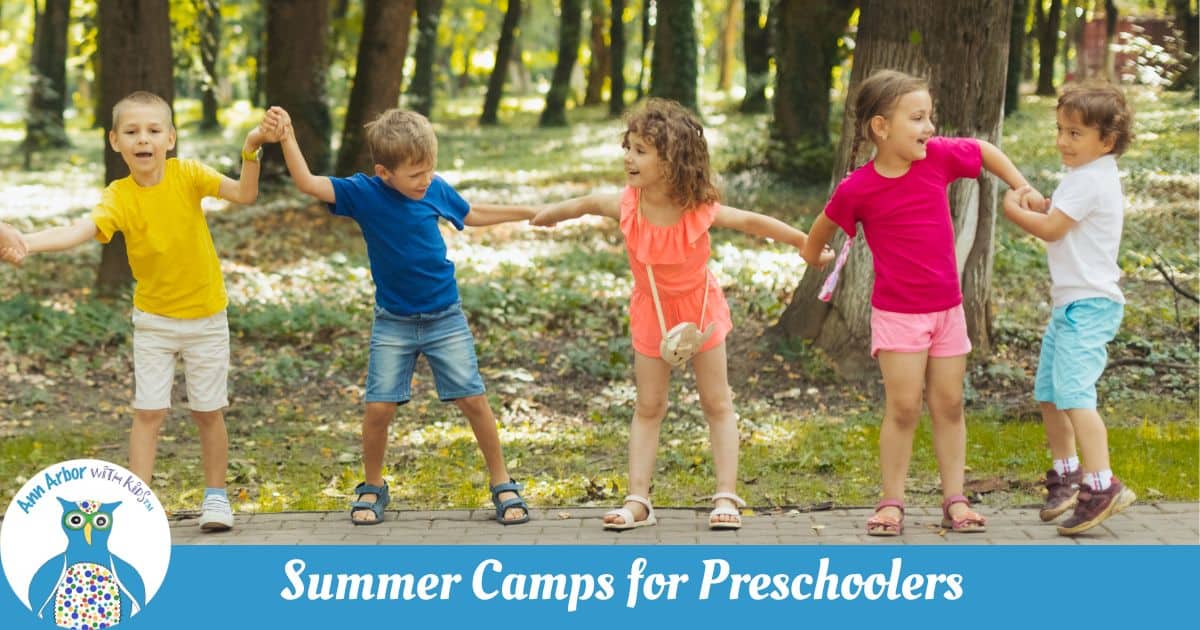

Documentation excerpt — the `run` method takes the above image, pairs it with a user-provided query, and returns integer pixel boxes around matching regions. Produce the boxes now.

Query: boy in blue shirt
[272,106,534,525]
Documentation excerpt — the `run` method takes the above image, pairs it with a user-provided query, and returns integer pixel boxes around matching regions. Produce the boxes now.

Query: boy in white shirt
[1003,81,1136,536]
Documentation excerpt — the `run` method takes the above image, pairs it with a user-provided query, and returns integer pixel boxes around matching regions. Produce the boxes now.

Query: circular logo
[1,459,170,628]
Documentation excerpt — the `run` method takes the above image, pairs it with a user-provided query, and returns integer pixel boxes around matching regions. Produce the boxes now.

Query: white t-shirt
[1046,154,1125,307]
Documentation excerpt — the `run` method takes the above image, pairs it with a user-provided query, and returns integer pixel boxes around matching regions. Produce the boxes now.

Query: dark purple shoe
[1039,468,1081,522]
[1057,477,1137,536]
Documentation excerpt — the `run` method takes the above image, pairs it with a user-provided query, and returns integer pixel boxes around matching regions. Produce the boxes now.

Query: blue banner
[2,545,1194,629]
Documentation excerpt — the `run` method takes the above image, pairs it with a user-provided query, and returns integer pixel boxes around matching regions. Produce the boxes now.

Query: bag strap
[639,195,708,335]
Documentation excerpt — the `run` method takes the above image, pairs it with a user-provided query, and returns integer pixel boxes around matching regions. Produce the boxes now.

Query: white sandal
[603,494,657,531]
[709,492,746,530]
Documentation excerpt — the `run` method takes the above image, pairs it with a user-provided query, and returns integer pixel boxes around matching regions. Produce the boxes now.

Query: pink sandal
[941,494,987,532]
[866,499,904,536]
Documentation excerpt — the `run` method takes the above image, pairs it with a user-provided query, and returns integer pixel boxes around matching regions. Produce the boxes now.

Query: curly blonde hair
[622,98,719,210]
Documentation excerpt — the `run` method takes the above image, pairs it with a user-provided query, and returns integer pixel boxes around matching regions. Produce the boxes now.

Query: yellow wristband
[241,147,262,162]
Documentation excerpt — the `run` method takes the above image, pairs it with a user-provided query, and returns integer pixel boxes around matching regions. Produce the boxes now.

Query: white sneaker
[199,493,234,532]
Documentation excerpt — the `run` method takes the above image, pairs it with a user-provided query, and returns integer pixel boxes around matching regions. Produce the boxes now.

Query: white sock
[1084,469,1114,491]
[1053,456,1080,476]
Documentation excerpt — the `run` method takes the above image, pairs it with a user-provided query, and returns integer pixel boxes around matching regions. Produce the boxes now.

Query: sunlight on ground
[225,256,374,306]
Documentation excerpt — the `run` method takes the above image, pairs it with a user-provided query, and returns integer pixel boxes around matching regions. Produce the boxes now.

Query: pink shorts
[870,305,972,358]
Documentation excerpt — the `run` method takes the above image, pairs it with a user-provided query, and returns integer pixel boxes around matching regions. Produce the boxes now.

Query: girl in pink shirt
[533,99,834,531]
[802,70,1041,536]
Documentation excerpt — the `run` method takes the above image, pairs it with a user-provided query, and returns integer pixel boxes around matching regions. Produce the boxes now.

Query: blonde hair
[622,98,719,210]
[112,91,173,129]
[848,69,929,165]
[364,108,438,170]
[1057,81,1134,156]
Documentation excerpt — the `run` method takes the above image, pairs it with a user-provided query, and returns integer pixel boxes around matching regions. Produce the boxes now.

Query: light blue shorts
[1034,297,1123,410]
[364,301,486,404]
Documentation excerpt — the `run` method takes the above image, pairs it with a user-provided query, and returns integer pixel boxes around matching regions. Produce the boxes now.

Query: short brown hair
[364,108,437,170]
[849,69,929,160]
[622,98,719,210]
[112,91,173,129]
[1057,81,1134,156]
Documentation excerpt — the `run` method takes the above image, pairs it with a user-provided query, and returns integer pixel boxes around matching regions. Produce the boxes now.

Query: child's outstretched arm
[714,205,836,267]
[1002,186,1075,242]
[216,118,270,205]
[273,107,336,204]
[530,193,621,227]
[979,140,1046,209]
[463,203,537,227]
[19,218,99,256]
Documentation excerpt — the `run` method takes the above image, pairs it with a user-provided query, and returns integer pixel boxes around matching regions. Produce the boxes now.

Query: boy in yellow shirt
[1,91,278,531]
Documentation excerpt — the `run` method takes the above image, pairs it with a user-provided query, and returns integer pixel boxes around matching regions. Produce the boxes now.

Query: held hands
[812,244,836,270]
[0,222,28,266]
[256,106,293,145]
[1007,185,1050,215]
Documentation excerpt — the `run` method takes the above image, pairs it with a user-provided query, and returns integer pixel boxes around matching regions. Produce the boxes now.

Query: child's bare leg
[353,401,395,523]
[1041,402,1076,459]
[692,343,739,524]
[129,408,168,484]
[1065,408,1110,473]
[877,351,928,523]
[604,352,671,525]
[190,409,229,488]
[454,394,525,522]
[925,354,973,521]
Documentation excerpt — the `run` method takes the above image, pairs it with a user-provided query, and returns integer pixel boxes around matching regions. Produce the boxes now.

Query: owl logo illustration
[27,498,146,629]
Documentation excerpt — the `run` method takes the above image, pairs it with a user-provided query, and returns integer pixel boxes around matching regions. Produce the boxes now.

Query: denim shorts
[365,301,486,403]
[1034,297,1123,410]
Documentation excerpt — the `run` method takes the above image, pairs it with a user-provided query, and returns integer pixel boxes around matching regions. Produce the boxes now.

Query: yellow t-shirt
[91,158,227,319]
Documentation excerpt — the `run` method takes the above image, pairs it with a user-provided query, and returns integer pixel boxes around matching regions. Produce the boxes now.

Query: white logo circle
[0,459,170,627]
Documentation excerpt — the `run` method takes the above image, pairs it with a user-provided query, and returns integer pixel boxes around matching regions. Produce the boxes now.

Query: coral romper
[619,186,733,358]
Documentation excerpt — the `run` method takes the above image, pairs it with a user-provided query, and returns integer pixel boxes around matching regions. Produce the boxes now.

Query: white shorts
[132,308,230,412]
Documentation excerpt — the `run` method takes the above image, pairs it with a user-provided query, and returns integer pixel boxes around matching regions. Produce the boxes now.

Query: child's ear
[167,127,177,152]
[1100,130,1116,154]
[108,129,119,152]
[373,164,389,178]
[869,115,888,142]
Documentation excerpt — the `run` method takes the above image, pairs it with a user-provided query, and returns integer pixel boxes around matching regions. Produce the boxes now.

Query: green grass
[0,88,1196,515]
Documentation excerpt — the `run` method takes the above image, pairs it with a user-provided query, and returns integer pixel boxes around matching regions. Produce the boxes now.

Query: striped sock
[1053,456,1080,476]
[1083,470,1114,491]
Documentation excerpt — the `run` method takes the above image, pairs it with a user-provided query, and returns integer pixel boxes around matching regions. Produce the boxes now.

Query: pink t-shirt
[823,136,982,314]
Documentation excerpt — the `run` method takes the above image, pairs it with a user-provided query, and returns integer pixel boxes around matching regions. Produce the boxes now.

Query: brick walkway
[169,502,1199,545]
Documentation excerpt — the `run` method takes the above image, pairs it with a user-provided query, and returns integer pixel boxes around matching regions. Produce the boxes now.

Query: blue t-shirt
[328,174,469,315]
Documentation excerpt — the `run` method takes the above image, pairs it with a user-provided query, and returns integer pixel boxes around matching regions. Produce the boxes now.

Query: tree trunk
[541,0,584,126]
[265,0,331,177]
[249,6,266,107]
[740,0,769,113]
[24,0,71,152]
[609,0,627,116]
[1102,0,1117,81]
[480,0,522,125]
[649,0,696,111]
[198,0,221,131]
[635,0,651,100]
[408,0,444,117]
[1169,0,1198,91]
[1036,0,1062,95]
[97,0,174,294]
[1006,0,1028,116]
[776,0,1013,378]
[768,0,856,182]
[337,0,416,176]
[717,0,741,92]
[584,0,608,106]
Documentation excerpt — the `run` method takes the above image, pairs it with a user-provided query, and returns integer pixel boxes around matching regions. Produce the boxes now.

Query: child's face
[1055,108,1114,168]
[873,89,935,162]
[108,103,176,178]
[623,132,666,191]
[376,157,436,200]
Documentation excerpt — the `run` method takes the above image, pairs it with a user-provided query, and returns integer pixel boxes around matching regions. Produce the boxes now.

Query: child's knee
[926,393,963,420]
[886,401,923,428]
[634,397,668,422]
[133,409,168,430]
[698,392,734,420]
[454,394,491,416]
[190,409,224,426]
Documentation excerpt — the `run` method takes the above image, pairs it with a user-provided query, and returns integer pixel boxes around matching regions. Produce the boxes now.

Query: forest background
[0,0,1195,517]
